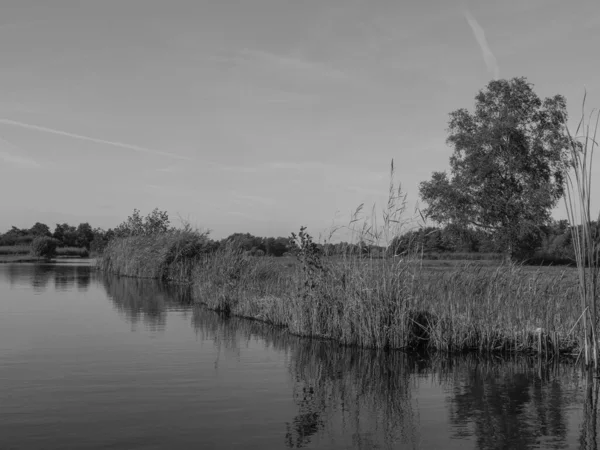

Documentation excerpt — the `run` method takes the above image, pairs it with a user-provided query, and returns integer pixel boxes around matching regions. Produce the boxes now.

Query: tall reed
[563,98,600,368]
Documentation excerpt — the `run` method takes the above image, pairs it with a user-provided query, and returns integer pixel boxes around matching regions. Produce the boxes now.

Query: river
[0,262,596,449]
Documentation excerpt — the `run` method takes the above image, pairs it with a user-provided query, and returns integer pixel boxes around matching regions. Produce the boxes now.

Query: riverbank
[0,255,47,263]
[97,231,584,356]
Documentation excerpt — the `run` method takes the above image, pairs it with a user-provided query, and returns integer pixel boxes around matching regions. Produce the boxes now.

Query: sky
[1,0,599,240]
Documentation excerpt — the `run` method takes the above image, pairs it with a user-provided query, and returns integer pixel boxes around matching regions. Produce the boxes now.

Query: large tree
[419,77,570,260]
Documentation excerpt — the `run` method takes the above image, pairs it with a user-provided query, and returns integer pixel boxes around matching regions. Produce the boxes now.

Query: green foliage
[419,77,571,260]
[30,236,59,259]
[29,222,51,237]
[76,223,94,249]
[114,208,171,237]
[53,223,79,247]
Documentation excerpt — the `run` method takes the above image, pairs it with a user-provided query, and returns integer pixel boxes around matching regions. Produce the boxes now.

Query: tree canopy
[419,77,571,259]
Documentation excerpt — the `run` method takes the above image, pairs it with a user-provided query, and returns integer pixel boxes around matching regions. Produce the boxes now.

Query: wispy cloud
[0,119,191,161]
[226,210,261,220]
[234,48,355,83]
[267,161,328,171]
[464,9,499,80]
[232,193,275,207]
[0,137,39,168]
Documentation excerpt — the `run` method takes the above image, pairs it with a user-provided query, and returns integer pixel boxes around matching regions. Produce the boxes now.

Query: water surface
[0,262,596,449]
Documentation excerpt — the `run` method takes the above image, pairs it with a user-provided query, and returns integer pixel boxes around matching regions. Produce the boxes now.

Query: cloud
[233,48,355,83]
[0,119,191,161]
[233,193,275,207]
[0,150,40,168]
[267,161,328,171]
[464,9,499,80]
[0,137,39,168]
[226,211,261,220]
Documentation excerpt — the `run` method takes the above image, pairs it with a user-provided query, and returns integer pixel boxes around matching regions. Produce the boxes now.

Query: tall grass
[563,98,600,368]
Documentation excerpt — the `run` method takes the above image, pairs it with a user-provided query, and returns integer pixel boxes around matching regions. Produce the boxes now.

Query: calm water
[0,262,597,449]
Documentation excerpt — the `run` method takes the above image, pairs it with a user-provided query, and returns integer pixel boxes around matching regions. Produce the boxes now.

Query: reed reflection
[191,306,592,450]
[191,308,420,449]
[580,373,599,450]
[101,274,192,332]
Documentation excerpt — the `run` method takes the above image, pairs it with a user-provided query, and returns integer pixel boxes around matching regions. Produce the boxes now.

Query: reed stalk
[563,96,600,368]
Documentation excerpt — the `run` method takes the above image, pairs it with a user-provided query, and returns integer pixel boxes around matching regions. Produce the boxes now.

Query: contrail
[464,9,499,80]
[0,118,191,161]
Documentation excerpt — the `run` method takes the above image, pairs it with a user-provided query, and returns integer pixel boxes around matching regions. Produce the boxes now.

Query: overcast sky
[1,0,599,239]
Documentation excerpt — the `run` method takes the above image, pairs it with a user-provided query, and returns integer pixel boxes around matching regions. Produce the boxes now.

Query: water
[0,262,596,449]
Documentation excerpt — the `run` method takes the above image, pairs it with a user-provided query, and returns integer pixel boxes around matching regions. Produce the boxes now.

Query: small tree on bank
[30,236,59,259]
[419,77,571,260]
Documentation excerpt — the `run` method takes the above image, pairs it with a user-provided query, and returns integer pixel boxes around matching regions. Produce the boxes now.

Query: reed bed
[97,227,211,282]
[99,244,586,355]
[97,156,594,356]
[188,248,582,354]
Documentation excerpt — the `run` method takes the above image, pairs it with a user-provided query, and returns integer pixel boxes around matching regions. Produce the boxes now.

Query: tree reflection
[102,275,192,332]
[32,264,54,292]
[0,263,93,293]
[75,265,91,291]
[444,357,579,449]
[54,266,76,291]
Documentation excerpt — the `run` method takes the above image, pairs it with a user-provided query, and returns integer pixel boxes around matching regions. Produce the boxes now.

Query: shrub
[30,236,59,259]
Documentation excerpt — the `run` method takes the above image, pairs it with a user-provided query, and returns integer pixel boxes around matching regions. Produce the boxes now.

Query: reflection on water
[1,262,92,292]
[0,263,598,449]
[192,310,593,449]
[101,275,192,332]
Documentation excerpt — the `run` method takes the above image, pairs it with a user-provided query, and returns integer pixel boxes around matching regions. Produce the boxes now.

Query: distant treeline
[0,208,586,263]
[386,220,579,263]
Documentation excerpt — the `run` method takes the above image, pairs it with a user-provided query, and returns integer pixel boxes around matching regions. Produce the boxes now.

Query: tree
[29,222,51,237]
[114,208,171,237]
[30,236,59,259]
[76,223,95,249]
[419,77,570,260]
[53,223,78,247]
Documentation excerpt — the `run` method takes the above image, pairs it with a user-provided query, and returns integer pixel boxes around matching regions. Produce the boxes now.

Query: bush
[30,236,59,259]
